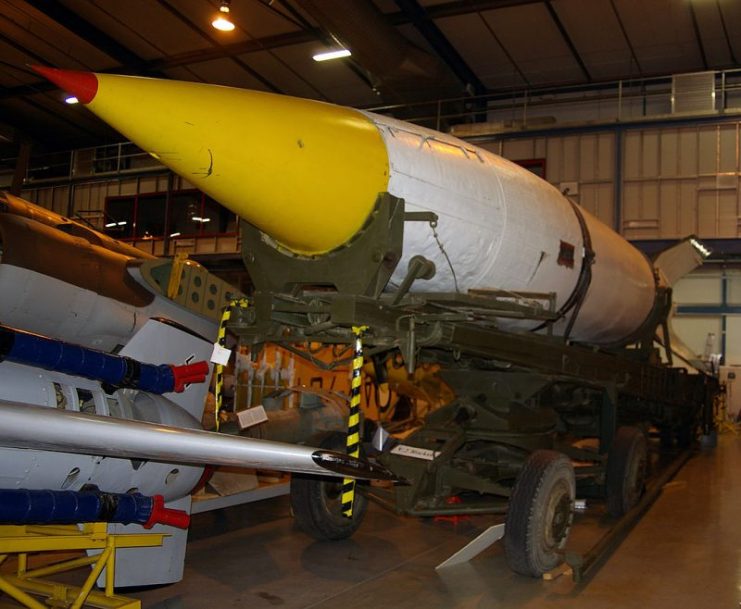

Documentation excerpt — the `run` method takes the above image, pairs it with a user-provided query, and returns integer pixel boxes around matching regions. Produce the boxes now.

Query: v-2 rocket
[35,66,658,346]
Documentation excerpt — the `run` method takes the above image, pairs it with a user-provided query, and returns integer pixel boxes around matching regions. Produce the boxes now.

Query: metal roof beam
[609,0,642,74]
[687,1,709,70]
[717,0,739,64]
[277,0,376,93]
[0,29,318,100]
[393,0,487,95]
[388,0,545,22]
[24,0,148,68]
[155,0,281,93]
[133,30,319,71]
[543,1,591,82]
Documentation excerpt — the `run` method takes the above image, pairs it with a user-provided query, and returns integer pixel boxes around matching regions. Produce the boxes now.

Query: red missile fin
[31,66,98,104]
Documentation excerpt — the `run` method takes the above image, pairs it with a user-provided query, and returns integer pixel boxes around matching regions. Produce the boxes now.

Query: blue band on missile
[0,325,175,394]
[0,489,153,525]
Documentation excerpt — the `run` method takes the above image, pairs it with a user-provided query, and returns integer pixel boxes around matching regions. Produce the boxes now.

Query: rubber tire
[290,432,368,541]
[606,426,648,518]
[504,450,575,577]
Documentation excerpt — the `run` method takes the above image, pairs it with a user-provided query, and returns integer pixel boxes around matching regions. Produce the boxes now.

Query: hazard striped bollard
[341,326,367,518]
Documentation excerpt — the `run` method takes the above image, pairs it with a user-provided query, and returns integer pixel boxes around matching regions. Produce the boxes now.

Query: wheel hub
[546,488,573,547]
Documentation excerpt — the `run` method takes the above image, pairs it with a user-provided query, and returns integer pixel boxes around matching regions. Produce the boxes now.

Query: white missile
[34,66,658,345]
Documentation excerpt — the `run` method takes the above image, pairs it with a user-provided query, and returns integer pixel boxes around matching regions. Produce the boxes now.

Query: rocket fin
[652,237,712,372]
[653,236,710,287]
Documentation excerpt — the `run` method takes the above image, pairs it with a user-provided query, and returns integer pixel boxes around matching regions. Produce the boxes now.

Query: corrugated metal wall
[21,173,240,257]
[480,132,616,228]
[488,120,741,239]
[623,124,740,239]
[672,269,741,366]
[486,120,741,366]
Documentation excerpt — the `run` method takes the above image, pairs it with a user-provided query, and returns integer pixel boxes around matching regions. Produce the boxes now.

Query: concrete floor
[130,434,741,609]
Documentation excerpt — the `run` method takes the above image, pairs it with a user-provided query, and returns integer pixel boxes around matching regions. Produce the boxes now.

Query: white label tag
[210,343,232,365]
[237,405,269,429]
[390,444,440,461]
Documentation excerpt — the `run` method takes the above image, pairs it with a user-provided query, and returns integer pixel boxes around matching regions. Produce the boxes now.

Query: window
[105,196,135,239]
[202,196,234,235]
[136,194,166,239]
[104,189,237,240]
[169,192,202,237]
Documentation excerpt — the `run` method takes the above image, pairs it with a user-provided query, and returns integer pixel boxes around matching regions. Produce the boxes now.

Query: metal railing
[365,68,741,134]
[4,69,741,190]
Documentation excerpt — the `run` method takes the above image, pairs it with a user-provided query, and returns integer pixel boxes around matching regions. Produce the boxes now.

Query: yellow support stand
[0,523,165,609]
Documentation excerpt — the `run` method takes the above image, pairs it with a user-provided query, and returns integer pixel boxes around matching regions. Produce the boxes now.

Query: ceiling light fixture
[212,1,235,32]
[313,48,351,62]
[64,95,79,104]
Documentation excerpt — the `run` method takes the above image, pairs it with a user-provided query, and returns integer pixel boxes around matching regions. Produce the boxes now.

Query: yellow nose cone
[80,74,390,254]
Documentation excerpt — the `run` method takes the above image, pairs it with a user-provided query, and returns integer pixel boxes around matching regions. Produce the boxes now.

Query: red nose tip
[31,66,99,104]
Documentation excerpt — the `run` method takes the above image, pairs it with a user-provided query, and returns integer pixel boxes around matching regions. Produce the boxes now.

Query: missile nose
[31,66,98,104]
[311,449,399,481]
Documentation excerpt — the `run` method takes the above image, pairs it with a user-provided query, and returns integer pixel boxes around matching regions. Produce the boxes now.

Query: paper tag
[210,343,232,365]
[237,405,269,429]
[390,444,440,461]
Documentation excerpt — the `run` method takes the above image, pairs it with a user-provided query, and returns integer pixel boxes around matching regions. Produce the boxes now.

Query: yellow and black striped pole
[214,298,249,431]
[341,325,368,518]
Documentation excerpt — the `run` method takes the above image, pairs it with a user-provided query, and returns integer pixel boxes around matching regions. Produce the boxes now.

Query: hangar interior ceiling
[1,0,741,157]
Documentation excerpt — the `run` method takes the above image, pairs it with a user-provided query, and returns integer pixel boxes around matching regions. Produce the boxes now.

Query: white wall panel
[642,131,660,178]
[53,187,69,216]
[673,273,722,304]
[498,131,616,228]
[678,181,697,236]
[562,136,579,181]
[597,133,614,181]
[725,318,741,366]
[622,121,740,239]
[119,179,138,196]
[718,190,738,237]
[727,271,741,304]
[698,190,718,235]
[546,137,562,182]
[502,139,535,160]
[679,130,698,175]
[698,126,718,175]
[660,130,679,177]
[579,134,597,180]
[623,182,640,223]
[534,137,547,159]
[672,316,722,359]
[624,131,641,179]
[659,182,679,235]
[643,182,659,221]
[139,176,158,192]
[720,124,738,173]
[580,183,614,227]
